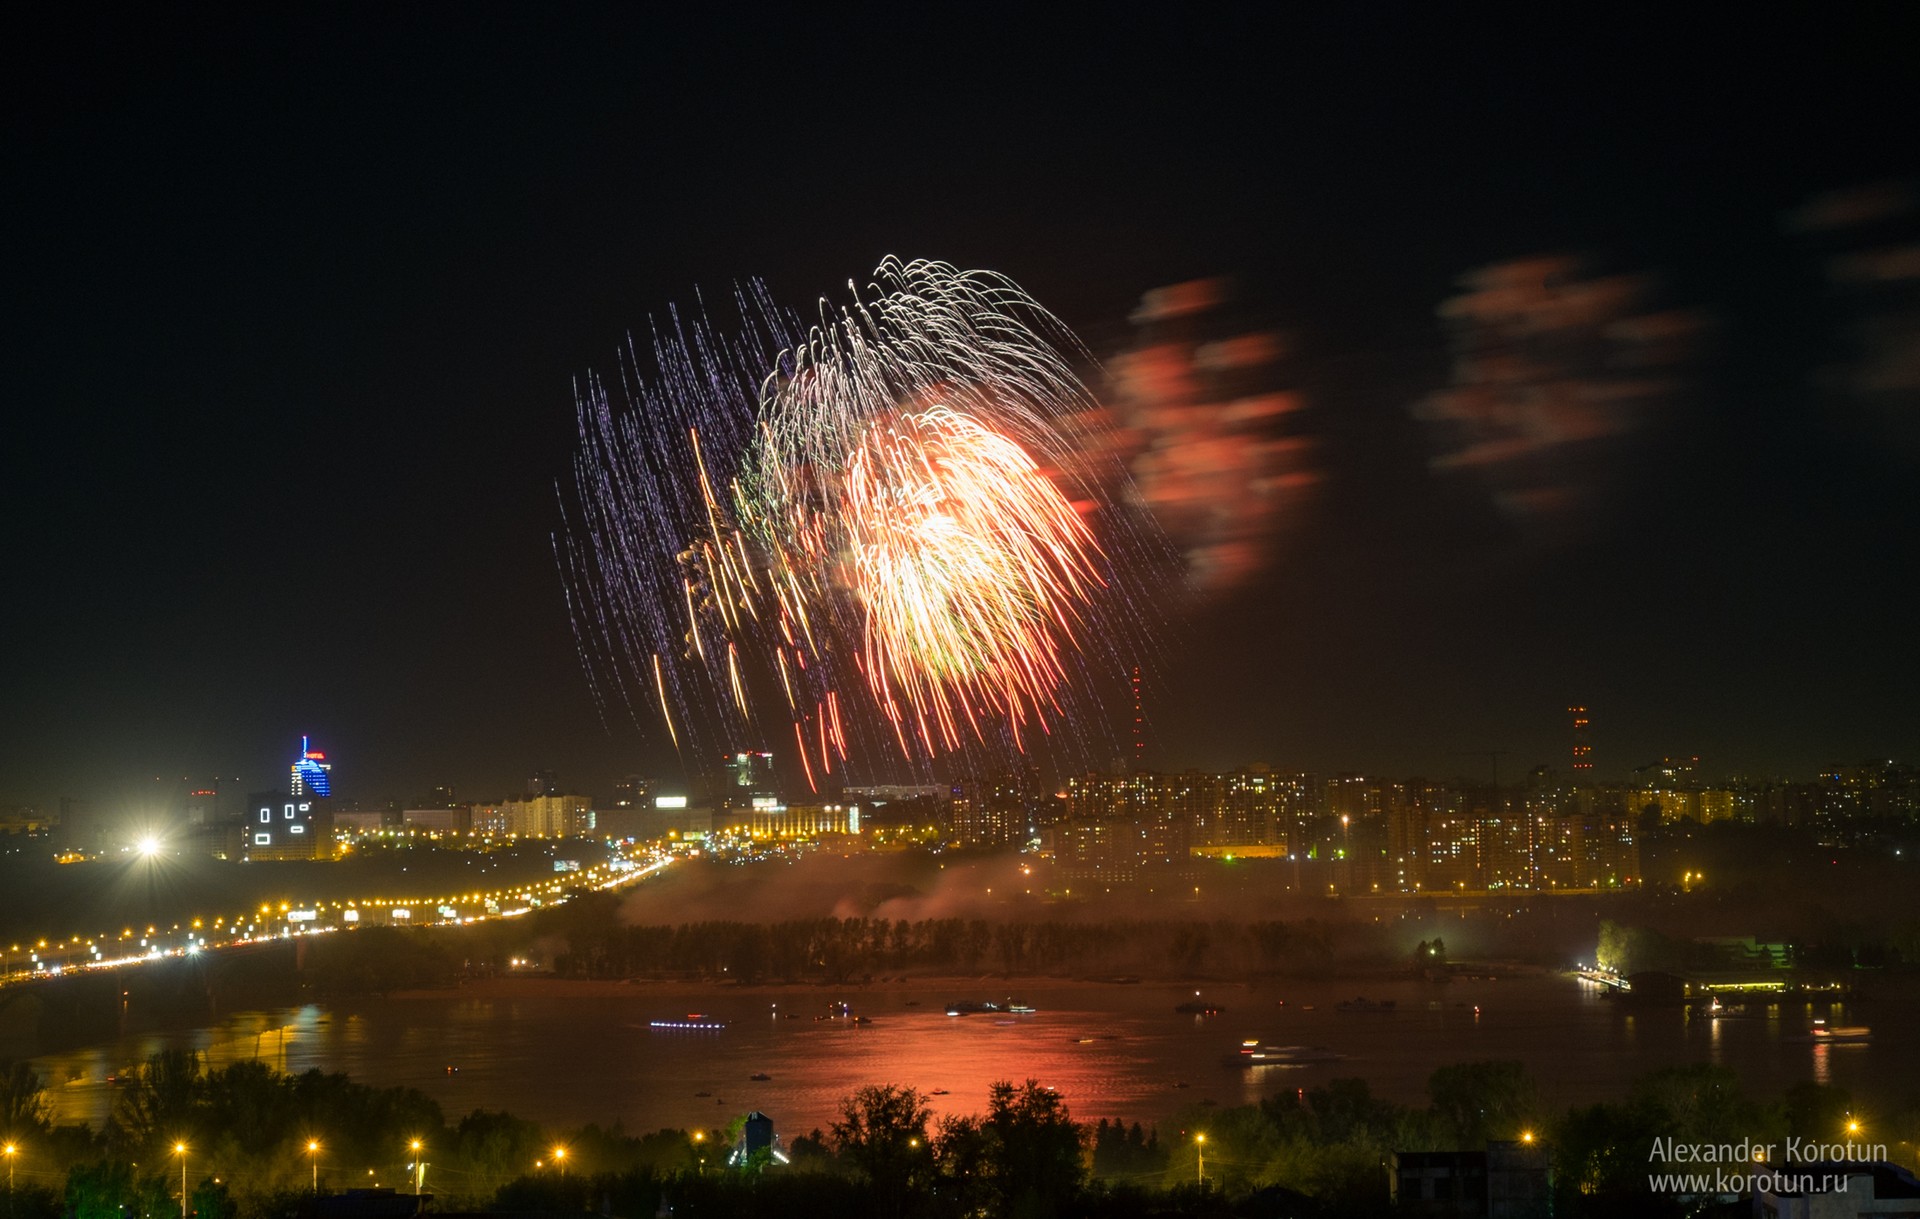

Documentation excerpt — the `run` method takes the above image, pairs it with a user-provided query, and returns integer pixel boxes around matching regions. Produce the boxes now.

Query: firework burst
[558,258,1163,786]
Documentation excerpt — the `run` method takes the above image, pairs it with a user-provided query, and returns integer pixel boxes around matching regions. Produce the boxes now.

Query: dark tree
[829,1084,933,1217]
[1428,1061,1536,1146]
[982,1079,1085,1217]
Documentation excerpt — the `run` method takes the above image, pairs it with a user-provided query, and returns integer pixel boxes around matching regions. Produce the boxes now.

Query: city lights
[7,11,1917,1219]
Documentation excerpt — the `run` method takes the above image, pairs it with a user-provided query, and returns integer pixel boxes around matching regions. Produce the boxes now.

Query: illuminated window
[255,833,272,845]
[260,810,271,823]
[290,824,305,834]
[285,805,297,820]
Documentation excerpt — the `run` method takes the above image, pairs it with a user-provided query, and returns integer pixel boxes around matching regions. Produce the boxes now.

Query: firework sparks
[839,404,1103,754]
[557,259,1163,786]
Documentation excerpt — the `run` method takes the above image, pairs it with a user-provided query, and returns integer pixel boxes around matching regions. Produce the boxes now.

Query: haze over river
[33,975,1916,1135]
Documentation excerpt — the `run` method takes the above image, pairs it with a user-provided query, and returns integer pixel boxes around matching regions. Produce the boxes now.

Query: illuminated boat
[650,1013,728,1030]
[1803,1020,1871,1042]
[1226,1041,1342,1067]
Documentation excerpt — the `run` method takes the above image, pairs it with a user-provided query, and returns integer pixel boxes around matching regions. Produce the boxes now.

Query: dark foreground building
[1392,1140,1551,1217]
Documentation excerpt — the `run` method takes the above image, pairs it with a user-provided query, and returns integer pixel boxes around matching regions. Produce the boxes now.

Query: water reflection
[28,978,1915,1135]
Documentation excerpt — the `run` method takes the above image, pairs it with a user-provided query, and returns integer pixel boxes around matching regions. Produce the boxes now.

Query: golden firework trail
[557,260,1163,789]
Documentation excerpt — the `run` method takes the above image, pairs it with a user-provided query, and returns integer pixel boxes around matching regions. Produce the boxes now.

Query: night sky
[5,8,1917,810]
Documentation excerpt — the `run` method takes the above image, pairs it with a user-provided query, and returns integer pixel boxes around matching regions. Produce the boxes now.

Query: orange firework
[841,405,1103,754]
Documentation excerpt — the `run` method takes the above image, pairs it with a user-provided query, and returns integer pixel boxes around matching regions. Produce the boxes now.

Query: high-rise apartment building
[722,752,777,804]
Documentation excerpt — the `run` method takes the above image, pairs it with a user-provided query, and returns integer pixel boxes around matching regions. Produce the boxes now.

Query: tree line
[546,901,1374,982]
[4,1049,1910,1218]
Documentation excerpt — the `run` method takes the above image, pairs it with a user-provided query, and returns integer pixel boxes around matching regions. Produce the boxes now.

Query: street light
[552,1146,566,1179]
[408,1139,425,1195]
[1195,1133,1206,1185]
[5,1142,16,1192]
[308,1140,321,1192]
[173,1142,189,1219]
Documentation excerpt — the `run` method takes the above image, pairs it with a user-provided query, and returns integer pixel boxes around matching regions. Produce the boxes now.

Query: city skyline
[32,725,1914,830]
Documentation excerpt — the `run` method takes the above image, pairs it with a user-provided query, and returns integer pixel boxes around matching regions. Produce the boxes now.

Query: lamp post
[173,1142,188,1219]
[308,1140,320,1193]
[5,1142,16,1192]
[552,1147,566,1180]
[1195,1133,1206,1186]
[409,1140,425,1195]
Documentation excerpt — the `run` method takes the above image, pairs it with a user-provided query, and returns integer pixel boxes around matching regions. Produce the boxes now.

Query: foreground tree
[109,1049,202,1153]
[1427,1060,1538,1146]
[830,1084,933,1217]
[0,1059,52,1140]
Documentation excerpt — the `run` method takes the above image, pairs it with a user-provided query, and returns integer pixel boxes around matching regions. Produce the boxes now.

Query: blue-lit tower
[291,735,332,797]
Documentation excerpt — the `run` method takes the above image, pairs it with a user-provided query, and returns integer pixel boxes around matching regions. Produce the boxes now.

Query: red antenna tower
[1569,705,1593,773]
[1131,666,1145,771]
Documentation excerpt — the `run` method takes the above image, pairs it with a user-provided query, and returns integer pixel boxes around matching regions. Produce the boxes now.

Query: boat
[1226,1042,1343,1067]
[1336,997,1397,1013]
[929,1088,949,1096]
[1802,1020,1871,1042]
[945,998,1034,1016]
[1175,1001,1225,1015]
[651,1013,728,1030]
[749,1072,772,1081]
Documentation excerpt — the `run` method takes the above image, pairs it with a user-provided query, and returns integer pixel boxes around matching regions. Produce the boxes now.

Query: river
[32,974,1912,1138]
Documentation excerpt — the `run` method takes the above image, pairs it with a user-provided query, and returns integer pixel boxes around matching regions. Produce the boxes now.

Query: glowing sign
[291,735,332,797]
[654,796,688,809]
[287,909,317,922]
